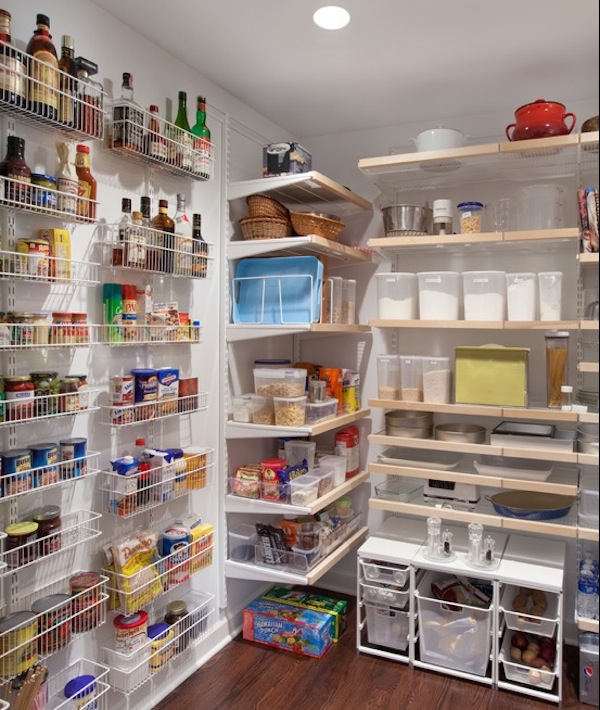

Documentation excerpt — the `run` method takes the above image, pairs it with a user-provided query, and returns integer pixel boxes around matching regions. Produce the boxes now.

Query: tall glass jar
[545,330,569,408]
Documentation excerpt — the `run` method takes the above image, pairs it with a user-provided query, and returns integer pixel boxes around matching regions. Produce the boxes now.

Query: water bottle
[577,553,599,620]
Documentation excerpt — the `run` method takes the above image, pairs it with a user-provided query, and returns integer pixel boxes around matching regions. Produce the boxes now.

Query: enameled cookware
[506,99,576,141]
[411,126,466,152]
[486,491,576,520]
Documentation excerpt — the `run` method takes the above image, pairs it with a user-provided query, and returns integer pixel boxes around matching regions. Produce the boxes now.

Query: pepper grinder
[483,535,499,569]
[441,528,455,560]
[432,199,453,235]
[425,517,442,559]
[466,522,484,567]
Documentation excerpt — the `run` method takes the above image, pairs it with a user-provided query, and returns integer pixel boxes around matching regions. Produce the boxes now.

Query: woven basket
[246,194,289,219]
[239,216,292,240]
[290,212,345,241]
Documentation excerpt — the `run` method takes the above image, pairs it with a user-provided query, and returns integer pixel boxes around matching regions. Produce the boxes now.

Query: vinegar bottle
[58,35,77,127]
[26,14,59,120]
[151,199,175,274]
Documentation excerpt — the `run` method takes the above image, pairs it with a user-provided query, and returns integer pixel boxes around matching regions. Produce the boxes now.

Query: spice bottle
[55,142,78,214]
[75,144,97,220]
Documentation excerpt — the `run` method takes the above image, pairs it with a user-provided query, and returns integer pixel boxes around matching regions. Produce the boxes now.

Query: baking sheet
[473,455,554,481]
[378,447,462,470]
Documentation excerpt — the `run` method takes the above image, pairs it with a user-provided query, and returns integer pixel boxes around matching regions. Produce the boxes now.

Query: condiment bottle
[26,13,59,120]
[3,135,31,205]
[151,198,175,273]
[145,104,167,161]
[127,210,146,269]
[75,144,97,220]
[0,9,26,108]
[173,193,193,276]
[58,35,77,127]
[75,56,103,137]
[192,212,208,278]
[114,197,132,266]
[55,142,78,214]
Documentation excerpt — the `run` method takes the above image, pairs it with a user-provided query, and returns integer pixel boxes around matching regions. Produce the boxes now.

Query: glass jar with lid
[4,375,34,421]
[71,313,89,343]
[30,371,59,417]
[7,311,34,346]
[31,505,62,556]
[51,312,73,345]
[32,312,49,345]
[59,377,80,413]
[164,599,189,652]
[5,520,39,568]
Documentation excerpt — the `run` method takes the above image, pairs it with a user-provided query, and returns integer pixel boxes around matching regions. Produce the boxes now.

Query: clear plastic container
[399,355,423,401]
[317,454,346,486]
[545,330,569,408]
[377,354,400,399]
[417,272,460,320]
[228,523,257,562]
[376,273,418,320]
[342,279,356,324]
[310,466,335,497]
[422,357,451,403]
[457,201,484,234]
[273,395,307,427]
[284,440,316,470]
[516,183,565,230]
[253,368,307,397]
[325,276,343,324]
[231,394,254,423]
[289,475,320,505]
[506,273,537,321]
[249,394,275,425]
[304,397,338,424]
[538,272,563,321]
[462,270,506,321]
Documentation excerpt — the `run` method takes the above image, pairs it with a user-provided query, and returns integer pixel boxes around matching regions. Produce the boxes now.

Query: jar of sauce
[70,571,101,632]
[8,311,34,346]
[51,311,73,345]
[3,135,31,205]
[30,371,59,417]
[4,375,34,421]
[5,520,39,568]
[164,599,189,653]
[31,505,62,555]
[31,173,58,210]
[59,377,80,413]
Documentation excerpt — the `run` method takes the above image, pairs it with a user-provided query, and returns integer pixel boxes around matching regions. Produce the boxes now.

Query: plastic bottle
[135,438,152,509]
[577,552,599,620]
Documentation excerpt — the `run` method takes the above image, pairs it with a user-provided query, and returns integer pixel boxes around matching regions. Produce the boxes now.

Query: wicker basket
[239,216,292,240]
[290,212,345,241]
[246,194,289,219]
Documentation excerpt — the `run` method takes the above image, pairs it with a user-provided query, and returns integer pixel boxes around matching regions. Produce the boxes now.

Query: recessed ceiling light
[313,6,350,30]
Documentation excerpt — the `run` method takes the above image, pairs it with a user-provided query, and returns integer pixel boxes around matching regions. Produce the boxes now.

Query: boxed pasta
[242,597,333,658]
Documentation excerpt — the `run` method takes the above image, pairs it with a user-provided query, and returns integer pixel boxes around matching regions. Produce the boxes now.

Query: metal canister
[162,523,190,587]
[1,449,33,497]
[31,593,72,654]
[59,437,88,478]
[0,611,37,677]
[110,375,134,405]
[29,442,59,487]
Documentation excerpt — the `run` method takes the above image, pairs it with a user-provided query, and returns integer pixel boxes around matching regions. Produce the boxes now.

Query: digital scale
[423,478,480,510]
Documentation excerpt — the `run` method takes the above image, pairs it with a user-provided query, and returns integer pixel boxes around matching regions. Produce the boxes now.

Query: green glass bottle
[192,95,211,179]
[173,90,193,171]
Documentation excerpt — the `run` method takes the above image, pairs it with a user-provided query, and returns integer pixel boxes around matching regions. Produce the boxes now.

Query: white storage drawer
[365,603,409,651]
[499,584,559,638]
[499,632,558,691]
[360,580,409,609]
[360,559,410,587]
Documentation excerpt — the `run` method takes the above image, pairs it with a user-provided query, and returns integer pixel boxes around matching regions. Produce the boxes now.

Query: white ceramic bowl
[411,126,465,152]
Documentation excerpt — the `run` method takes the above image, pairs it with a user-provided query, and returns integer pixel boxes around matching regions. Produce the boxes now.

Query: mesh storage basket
[290,212,345,241]
[239,216,293,240]
[246,194,290,219]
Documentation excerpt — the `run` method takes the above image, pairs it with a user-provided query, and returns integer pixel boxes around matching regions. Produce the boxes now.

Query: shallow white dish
[378,447,462,470]
[473,455,553,481]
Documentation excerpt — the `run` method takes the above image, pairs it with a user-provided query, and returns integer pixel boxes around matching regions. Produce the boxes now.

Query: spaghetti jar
[545,330,569,408]
[4,375,35,421]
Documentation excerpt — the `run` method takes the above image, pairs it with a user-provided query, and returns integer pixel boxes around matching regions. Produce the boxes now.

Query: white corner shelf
[226,407,370,439]
[227,234,374,264]
[226,322,371,342]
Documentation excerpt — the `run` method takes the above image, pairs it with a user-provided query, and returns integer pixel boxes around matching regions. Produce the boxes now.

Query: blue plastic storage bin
[231,256,323,324]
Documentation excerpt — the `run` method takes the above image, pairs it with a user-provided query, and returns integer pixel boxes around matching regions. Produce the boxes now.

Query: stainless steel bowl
[385,410,434,428]
[382,205,433,236]
[386,424,433,438]
[434,423,486,444]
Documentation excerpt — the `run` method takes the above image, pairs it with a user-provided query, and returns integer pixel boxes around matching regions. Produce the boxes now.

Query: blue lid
[31,173,57,183]
[164,447,184,459]
[64,674,96,699]
[457,201,484,210]
[130,368,158,375]
[147,622,171,640]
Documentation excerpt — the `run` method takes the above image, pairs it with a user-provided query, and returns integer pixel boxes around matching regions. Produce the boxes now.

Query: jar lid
[147,622,171,640]
[64,675,96,699]
[166,600,187,616]
[31,173,57,183]
[4,375,32,382]
[0,611,37,633]
[30,371,58,378]
[60,377,80,383]
[545,330,570,337]
[52,312,72,318]
[5,521,39,536]
[31,593,70,614]
[114,610,149,630]
[561,385,573,393]
[69,571,100,589]
[457,201,484,210]
[32,505,61,521]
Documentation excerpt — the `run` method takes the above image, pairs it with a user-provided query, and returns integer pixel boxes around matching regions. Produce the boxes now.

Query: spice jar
[164,599,189,653]
[5,520,39,568]
[71,313,89,344]
[8,311,34,346]
[51,311,73,345]
[32,505,62,555]
[4,375,35,421]
[59,377,80,413]
[30,371,59,417]
[69,571,101,632]
[31,593,72,654]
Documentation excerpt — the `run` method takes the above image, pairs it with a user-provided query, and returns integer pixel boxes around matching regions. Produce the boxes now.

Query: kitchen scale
[423,478,480,510]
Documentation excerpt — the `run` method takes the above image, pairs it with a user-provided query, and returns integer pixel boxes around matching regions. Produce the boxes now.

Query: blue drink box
[232,256,323,325]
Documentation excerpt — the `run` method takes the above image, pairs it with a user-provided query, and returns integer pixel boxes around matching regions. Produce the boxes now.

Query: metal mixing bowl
[382,205,433,236]
[434,423,486,444]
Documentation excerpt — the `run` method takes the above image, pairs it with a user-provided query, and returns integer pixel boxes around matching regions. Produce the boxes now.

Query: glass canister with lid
[164,599,189,653]
[7,311,34,346]
[59,377,80,413]
[31,371,60,417]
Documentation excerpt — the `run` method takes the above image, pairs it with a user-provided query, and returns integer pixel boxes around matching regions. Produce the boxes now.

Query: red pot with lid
[506,99,576,141]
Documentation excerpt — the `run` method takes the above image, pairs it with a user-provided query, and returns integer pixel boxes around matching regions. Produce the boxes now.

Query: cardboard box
[242,597,333,658]
[455,345,529,407]
[39,228,71,281]
[263,142,312,177]
[262,586,347,641]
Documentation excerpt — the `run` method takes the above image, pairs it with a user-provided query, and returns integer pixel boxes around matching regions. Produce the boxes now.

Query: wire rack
[0,389,101,429]
[100,323,202,347]
[0,321,99,349]
[101,391,208,428]
[0,249,100,286]
[48,659,111,710]
[0,176,98,223]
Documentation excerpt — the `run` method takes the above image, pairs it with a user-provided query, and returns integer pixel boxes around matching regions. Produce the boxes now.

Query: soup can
[0,611,38,677]
[59,437,88,478]
[1,449,33,496]
[31,593,72,654]
[30,442,59,487]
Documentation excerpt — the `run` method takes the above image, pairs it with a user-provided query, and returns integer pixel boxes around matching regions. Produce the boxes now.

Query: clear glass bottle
[112,72,143,153]
[466,522,484,567]
[76,57,103,138]
[545,330,569,408]
[425,517,441,559]
[192,95,211,178]
[0,9,26,108]
[128,210,146,270]
[173,194,193,276]
[113,197,131,266]
[58,35,77,127]
[192,213,208,278]
[174,90,193,171]
[141,196,158,272]
[26,13,59,120]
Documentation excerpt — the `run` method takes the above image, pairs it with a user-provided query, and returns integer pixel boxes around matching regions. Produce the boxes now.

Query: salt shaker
[441,529,454,559]
[467,522,484,567]
[425,517,442,559]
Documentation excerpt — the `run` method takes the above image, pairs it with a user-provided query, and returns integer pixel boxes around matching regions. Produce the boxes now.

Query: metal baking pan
[492,421,556,438]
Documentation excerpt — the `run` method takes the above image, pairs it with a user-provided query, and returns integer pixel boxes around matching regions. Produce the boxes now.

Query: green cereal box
[242,597,333,658]
[261,586,347,641]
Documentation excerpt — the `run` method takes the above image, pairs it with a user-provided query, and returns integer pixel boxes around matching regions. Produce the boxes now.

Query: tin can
[70,571,101,632]
[59,437,88,478]
[30,442,59,487]
[1,449,33,496]
[31,593,72,654]
[147,622,175,673]
[131,368,158,421]
[162,524,190,587]
[64,674,97,710]
[16,238,51,278]
[334,425,360,478]
[0,611,37,677]
[5,520,39,568]
[114,610,148,653]
[110,375,134,406]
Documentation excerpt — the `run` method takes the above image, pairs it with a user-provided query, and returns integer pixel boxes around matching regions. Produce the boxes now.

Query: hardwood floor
[155,590,589,710]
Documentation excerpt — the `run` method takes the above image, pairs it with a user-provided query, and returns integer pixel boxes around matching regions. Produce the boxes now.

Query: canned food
[1,449,33,496]
[110,375,134,406]
[31,593,72,654]
[29,442,59,487]
[31,504,62,555]
[16,238,51,278]
[64,674,97,710]
[0,611,37,677]
[7,312,34,346]
[148,622,175,673]
[31,173,58,209]
[70,571,101,633]
[131,368,158,421]
[114,610,148,653]
[111,406,135,426]
[68,373,89,409]
[59,437,88,478]
[5,520,39,568]
[162,524,190,587]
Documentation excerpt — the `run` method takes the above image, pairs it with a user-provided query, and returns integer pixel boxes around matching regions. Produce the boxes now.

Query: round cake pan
[434,423,486,444]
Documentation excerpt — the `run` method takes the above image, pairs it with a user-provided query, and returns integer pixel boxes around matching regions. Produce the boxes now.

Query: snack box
[261,586,347,641]
[263,142,312,177]
[242,597,333,658]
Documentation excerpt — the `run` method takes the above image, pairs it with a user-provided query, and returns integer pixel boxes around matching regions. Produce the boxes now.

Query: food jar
[457,201,484,234]
[16,237,51,278]
[31,593,72,654]
[32,312,49,345]
[59,377,80,413]
[71,313,89,343]
[114,610,149,653]
[51,312,74,345]
[31,371,59,417]
[31,504,62,555]
[545,330,569,408]
[31,173,58,209]
[5,520,39,568]
[8,311,35,347]
[334,425,360,478]
[164,599,189,653]
[70,571,101,633]
[64,674,97,710]
[148,622,175,673]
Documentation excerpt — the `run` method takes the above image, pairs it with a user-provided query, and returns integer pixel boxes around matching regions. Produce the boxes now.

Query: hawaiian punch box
[242,597,333,658]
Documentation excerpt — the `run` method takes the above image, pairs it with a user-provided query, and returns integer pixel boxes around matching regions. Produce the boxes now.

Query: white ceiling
[91,0,598,139]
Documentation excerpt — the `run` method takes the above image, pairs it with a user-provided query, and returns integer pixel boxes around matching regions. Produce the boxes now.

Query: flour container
[538,272,563,321]
[399,356,423,401]
[516,184,565,230]
[506,273,537,321]
[417,272,460,320]
[376,273,417,319]
[422,357,451,404]
[377,354,400,399]
[462,271,506,321]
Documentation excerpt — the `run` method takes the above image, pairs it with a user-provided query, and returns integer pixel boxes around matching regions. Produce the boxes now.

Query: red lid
[135,438,146,446]
[149,105,159,113]
[261,458,286,469]
[76,144,90,153]
[121,284,137,299]
[114,610,148,630]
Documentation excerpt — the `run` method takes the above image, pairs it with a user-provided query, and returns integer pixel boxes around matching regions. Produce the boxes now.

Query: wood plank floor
[155,589,589,710]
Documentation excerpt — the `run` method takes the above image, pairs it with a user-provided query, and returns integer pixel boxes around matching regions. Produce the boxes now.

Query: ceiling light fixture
[313,6,350,30]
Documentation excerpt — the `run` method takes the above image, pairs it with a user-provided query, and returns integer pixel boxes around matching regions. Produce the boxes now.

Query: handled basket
[239,216,292,240]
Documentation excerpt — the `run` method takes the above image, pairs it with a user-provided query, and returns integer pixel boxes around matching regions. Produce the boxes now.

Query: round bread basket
[246,194,289,219]
[239,215,293,240]
[290,212,345,241]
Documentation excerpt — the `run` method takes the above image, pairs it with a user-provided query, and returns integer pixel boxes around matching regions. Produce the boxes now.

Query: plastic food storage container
[538,272,563,321]
[374,478,423,503]
[360,560,409,587]
[284,440,316,470]
[228,523,257,562]
[417,272,460,320]
[249,394,275,425]
[273,395,307,426]
[310,467,335,497]
[289,475,320,505]
[457,201,484,234]
[499,632,557,690]
[376,273,418,320]
[422,357,451,403]
[253,368,307,397]
[506,273,537,321]
[377,354,400,400]
[231,394,254,423]
[516,183,565,230]
[399,355,423,401]
[325,276,344,324]
[304,397,338,424]
[499,584,559,637]
[317,454,346,486]
[342,279,356,324]
[365,603,409,651]
[361,580,410,609]
[462,271,506,321]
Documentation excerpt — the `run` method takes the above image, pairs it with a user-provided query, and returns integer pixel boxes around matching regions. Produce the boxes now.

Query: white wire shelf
[101,447,214,517]
[100,323,202,346]
[0,249,100,285]
[100,222,213,279]
[1,450,99,501]
[0,572,108,681]
[47,659,111,710]
[0,510,102,576]
[0,321,98,349]
[0,39,106,141]
[102,527,215,614]
[108,101,214,180]
[102,591,215,695]
[0,176,98,223]
[101,392,208,428]
[0,389,101,428]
